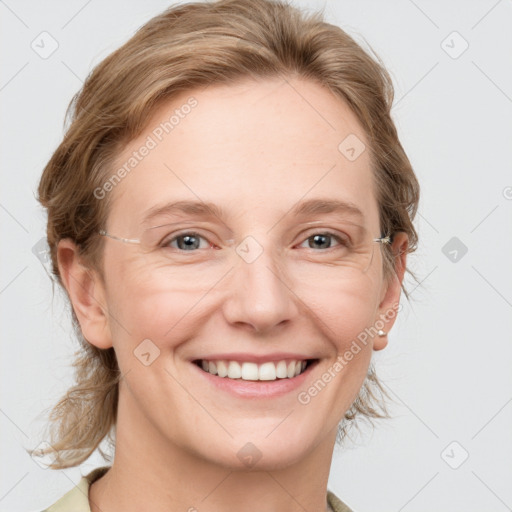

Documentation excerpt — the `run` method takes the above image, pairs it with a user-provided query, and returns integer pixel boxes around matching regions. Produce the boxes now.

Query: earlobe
[373,232,409,351]
[57,238,113,349]
[374,329,389,351]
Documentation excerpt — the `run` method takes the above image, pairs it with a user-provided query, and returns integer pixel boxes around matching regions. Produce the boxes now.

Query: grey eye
[167,233,210,251]
[300,233,346,250]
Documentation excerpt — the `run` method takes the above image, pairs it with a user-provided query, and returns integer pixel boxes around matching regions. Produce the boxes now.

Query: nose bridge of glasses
[226,234,300,303]
[229,232,283,267]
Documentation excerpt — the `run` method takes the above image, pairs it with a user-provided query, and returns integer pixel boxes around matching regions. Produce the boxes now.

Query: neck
[89,384,337,512]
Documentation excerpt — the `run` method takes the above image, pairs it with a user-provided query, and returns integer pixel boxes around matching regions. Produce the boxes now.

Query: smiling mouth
[193,358,319,381]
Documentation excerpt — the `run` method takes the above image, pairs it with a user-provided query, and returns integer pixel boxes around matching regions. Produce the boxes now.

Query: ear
[373,231,409,351]
[57,238,113,349]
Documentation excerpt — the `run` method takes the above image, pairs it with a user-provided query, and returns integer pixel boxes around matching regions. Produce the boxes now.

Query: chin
[194,429,315,471]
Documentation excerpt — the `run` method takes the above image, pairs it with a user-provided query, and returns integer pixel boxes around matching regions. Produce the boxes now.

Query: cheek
[103,256,229,367]
[107,278,192,345]
[306,279,380,400]
[293,272,381,347]
[102,254,197,350]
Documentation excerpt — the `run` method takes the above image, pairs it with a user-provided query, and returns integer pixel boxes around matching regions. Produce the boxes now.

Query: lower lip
[190,360,318,399]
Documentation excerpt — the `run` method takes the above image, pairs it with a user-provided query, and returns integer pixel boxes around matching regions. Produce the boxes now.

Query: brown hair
[33,0,420,469]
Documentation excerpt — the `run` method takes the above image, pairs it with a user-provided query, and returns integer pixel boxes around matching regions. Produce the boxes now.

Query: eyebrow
[142,200,229,226]
[141,198,365,226]
[290,198,364,220]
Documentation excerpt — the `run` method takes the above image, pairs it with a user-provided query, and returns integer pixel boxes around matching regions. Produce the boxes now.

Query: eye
[298,232,349,251]
[163,232,213,251]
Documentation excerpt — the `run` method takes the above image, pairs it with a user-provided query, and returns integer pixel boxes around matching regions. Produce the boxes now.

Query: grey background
[1,1,511,511]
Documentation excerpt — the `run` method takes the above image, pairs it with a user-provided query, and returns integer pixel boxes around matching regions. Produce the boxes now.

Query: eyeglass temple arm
[98,230,141,244]
[374,235,392,244]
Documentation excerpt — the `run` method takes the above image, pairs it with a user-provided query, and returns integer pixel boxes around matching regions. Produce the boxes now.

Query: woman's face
[80,76,405,469]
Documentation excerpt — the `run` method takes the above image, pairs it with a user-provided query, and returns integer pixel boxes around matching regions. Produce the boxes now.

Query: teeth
[259,362,276,381]
[241,362,259,380]
[227,361,242,379]
[276,360,288,378]
[197,359,310,381]
[216,360,228,377]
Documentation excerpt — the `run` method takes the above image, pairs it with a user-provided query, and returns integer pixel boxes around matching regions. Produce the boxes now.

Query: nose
[221,238,300,334]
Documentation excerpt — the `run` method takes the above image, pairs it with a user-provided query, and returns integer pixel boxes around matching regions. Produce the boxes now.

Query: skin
[58,76,408,512]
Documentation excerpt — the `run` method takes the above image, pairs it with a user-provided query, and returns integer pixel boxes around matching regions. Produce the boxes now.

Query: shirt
[41,466,354,512]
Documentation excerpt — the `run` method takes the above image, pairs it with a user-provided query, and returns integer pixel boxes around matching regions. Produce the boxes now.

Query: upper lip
[191,353,318,364]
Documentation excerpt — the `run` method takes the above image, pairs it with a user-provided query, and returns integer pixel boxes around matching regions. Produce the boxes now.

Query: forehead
[107,76,379,231]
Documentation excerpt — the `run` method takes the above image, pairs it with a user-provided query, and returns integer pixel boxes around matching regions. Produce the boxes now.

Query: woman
[34,0,419,510]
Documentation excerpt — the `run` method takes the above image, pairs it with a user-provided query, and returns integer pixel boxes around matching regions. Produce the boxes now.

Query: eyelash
[160,230,350,252]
